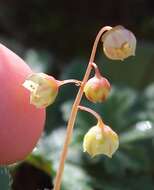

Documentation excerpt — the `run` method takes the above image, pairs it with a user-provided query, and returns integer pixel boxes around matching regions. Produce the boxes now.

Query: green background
[1,0,154,189]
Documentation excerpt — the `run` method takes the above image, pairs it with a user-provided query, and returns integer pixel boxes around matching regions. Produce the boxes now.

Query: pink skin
[0,44,45,165]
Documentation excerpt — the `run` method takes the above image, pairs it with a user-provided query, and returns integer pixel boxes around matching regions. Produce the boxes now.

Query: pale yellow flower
[83,123,119,157]
[23,73,59,108]
[102,25,136,60]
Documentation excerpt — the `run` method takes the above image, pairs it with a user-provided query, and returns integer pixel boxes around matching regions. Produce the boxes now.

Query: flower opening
[23,73,59,108]
[83,122,119,157]
[102,25,136,60]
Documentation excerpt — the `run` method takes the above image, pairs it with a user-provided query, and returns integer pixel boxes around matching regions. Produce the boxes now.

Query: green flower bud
[102,25,136,60]
[23,73,59,108]
[84,75,111,103]
[83,123,119,158]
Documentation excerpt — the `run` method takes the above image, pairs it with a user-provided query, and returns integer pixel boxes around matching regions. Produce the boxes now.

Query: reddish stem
[78,105,103,125]
[91,62,102,78]
[53,26,112,190]
[58,79,81,86]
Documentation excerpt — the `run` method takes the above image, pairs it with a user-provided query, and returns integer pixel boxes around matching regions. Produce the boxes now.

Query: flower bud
[83,123,119,157]
[84,75,111,103]
[23,73,59,108]
[102,25,136,60]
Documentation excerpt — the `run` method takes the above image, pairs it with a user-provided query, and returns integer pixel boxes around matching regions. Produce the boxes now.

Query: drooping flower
[102,25,136,60]
[23,73,59,108]
[83,122,119,157]
[84,74,111,103]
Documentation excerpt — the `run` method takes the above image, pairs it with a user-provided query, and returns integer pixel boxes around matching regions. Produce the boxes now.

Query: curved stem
[58,79,81,86]
[91,62,102,78]
[78,105,103,125]
[53,26,112,190]
[89,26,112,63]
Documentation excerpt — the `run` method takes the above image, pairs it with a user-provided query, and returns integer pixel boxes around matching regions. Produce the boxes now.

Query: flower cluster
[0,24,136,190]
[23,25,136,158]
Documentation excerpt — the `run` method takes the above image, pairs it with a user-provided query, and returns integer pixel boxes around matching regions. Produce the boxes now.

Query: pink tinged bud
[83,123,119,158]
[23,73,59,108]
[0,44,45,165]
[102,25,136,60]
[84,75,111,103]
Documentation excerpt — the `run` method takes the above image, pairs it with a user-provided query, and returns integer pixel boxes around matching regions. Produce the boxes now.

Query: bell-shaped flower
[83,122,119,157]
[102,25,136,60]
[23,73,59,108]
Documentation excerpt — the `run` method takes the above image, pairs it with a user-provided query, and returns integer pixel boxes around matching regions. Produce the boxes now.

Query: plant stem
[78,105,103,125]
[59,79,81,86]
[91,62,102,78]
[53,26,112,190]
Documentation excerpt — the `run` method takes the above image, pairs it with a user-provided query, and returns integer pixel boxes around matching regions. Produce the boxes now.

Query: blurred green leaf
[120,121,154,144]
[26,154,53,176]
[93,175,154,190]
[92,86,137,132]
[25,49,52,73]
[136,84,154,123]
[61,163,92,190]
[0,167,12,190]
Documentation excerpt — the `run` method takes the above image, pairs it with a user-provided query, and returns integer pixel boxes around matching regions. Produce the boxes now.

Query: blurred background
[1,0,154,190]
